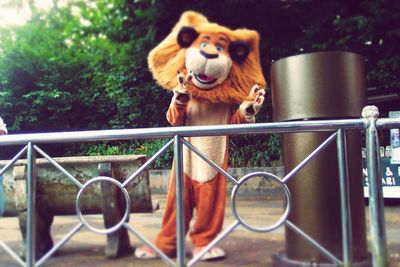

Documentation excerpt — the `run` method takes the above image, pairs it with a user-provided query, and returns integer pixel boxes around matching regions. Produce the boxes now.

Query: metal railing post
[362,106,388,267]
[336,129,353,267]
[174,135,186,266]
[26,142,37,267]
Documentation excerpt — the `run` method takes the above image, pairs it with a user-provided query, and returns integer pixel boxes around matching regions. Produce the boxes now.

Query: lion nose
[200,49,218,59]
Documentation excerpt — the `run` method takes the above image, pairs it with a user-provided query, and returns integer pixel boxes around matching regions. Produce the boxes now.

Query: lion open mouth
[194,73,217,85]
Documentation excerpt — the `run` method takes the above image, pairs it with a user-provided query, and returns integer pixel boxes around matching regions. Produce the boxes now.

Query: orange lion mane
[148,11,266,104]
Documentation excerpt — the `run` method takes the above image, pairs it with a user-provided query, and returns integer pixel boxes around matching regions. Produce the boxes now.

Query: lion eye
[215,45,224,52]
[200,42,208,48]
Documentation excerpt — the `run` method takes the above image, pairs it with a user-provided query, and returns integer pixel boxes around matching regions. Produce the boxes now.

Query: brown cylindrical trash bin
[271,51,369,265]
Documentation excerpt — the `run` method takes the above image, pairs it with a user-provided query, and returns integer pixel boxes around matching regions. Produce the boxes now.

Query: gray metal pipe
[337,129,353,267]
[363,106,388,267]
[174,135,185,266]
[0,119,367,146]
[26,142,37,267]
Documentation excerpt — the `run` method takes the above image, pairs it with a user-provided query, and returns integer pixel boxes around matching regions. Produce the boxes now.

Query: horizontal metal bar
[0,119,367,146]
[376,118,400,129]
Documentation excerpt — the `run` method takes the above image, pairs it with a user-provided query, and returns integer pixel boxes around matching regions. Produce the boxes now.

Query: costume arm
[166,101,188,126]
[166,72,192,126]
[0,116,7,135]
[229,85,266,124]
[229,109,252,124]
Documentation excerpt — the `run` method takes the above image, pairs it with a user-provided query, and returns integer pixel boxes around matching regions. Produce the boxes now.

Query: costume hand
[239,84,266,122]
[172,72,193,105]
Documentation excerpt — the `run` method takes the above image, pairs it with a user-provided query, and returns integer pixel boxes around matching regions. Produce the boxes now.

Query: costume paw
[239,84,266,122]
[172,72,193,105]
[192,246,226,261]
[134,246,158,259]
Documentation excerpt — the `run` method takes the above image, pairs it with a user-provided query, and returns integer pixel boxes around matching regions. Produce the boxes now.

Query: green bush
[77,139,174,169]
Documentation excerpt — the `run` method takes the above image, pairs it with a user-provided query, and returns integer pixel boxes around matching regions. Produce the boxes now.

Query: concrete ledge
[0,155,147,166]
[0,155,152,216]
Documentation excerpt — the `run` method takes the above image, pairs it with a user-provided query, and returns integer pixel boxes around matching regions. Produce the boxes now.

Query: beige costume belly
[183,101,231,182]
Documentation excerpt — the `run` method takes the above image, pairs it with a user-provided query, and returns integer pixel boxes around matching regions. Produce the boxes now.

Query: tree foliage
[0,0,398,167]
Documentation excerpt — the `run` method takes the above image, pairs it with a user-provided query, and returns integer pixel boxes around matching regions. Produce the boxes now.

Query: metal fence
[0,105,399,267]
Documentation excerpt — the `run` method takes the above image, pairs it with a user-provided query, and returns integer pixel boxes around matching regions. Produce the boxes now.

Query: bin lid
[271,51,366,121]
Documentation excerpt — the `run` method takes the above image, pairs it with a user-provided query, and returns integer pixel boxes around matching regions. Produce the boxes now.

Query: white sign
[389,111,400,164]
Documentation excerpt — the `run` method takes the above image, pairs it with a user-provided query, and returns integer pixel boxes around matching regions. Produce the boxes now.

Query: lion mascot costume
[135,11,266,261]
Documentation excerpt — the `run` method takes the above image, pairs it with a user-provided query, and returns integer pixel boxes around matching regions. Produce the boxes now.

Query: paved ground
[0,194,399,266]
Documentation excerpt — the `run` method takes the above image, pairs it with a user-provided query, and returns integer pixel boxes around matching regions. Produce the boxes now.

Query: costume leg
[189,174,227,247]
[155,172,194,256]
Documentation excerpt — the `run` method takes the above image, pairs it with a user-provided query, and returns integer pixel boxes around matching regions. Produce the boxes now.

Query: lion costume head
[148,11,266,104]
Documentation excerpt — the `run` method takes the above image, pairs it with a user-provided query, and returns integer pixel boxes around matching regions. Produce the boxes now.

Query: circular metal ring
[75,176,131,235]
[231,172,291,232]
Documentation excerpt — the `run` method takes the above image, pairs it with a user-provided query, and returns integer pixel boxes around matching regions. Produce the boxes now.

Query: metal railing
[0,105,398,267]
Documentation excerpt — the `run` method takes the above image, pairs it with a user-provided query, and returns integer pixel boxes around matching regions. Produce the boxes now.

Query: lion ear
[229,41,250,63]
[177,27,199,48]
[178,11,208,27]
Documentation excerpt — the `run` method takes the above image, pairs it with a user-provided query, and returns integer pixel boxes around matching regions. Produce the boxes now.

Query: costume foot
[192,246,226,261]
[134,246,158,259]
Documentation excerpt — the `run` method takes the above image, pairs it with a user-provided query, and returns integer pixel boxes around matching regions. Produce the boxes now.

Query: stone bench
[0,155,153,259]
